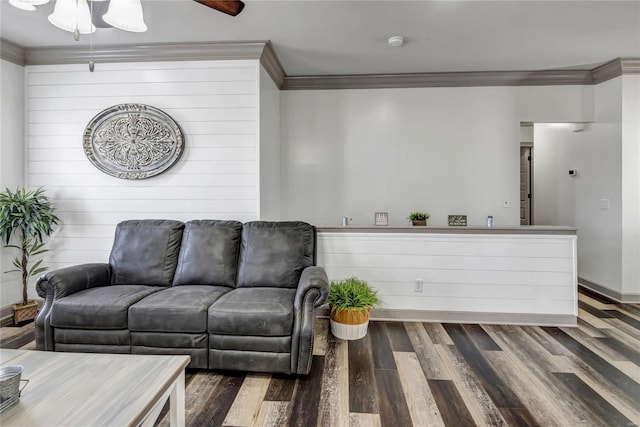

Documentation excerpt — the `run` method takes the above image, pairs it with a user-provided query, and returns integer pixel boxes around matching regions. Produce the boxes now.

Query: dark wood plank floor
[1,288,639,427]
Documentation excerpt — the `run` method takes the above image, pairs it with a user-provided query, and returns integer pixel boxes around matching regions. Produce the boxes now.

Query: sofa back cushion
[237,221,315,289]
[173,220,243,287]
[109,220,185,286]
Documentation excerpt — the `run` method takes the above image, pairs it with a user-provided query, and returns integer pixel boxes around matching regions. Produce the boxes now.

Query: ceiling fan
[194,0,245,17]
[85,0,244,30]
[87,0,244,30]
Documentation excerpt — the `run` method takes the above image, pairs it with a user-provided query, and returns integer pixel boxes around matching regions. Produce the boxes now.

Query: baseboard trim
[0,305,14,327]
[578,277,640,303]
[318,307,575,327]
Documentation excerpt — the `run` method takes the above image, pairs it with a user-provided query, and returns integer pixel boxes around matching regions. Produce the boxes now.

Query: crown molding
[592,57,640,84]
[260,41,286,89]
[0,39,26,66]
[592,58,622,84]
[24,41,268,66]
[281,69,594,90]
[4,37,637,90]
[620,58,640,74]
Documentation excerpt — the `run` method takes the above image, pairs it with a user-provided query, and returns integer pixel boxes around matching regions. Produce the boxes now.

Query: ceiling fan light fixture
[10,0,49,10]
[11,0,49,6]
[9,0,37,10]
[102,0,147,32]
[48,0,96,34]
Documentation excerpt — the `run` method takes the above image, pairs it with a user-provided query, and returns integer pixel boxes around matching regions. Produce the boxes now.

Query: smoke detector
[388,36,404,47]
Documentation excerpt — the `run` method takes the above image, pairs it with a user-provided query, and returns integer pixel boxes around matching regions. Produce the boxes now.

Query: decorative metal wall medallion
[83,104,184,179]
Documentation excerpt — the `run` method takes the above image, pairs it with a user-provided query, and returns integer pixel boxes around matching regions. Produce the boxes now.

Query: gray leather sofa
[35,219,329,374]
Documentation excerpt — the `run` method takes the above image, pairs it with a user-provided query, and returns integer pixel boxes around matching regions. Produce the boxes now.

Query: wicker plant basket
[13,301,37,325]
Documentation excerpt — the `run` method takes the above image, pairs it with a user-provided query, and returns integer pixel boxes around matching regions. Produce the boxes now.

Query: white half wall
[25,60,261,279]
[0,58,26,306]
[318,231,577,325]
[280,85,593,227]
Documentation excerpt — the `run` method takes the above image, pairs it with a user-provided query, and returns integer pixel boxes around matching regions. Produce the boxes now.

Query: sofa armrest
[35,263,111,352]
[291,266,329,374]
[36,263,111,300]
[294,266,329,310]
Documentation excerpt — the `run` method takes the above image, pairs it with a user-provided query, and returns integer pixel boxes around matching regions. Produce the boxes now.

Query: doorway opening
[520,123,533,225]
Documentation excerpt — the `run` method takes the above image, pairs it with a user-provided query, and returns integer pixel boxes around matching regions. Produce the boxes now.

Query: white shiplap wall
[26,60,260,271]
[318,232,577,322]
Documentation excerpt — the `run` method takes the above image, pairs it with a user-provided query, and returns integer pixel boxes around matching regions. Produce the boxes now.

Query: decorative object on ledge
[374,212,388,226]
[448,215,468,227]
[83,104,184,180]
[408,211,430,226]
[327,277,381,340]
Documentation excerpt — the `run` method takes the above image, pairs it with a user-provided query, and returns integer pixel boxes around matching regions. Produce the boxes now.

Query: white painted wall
[621,75,640,298]
[258,66,281,220]
[25,60,261,274]
[520,124,534,145]
[0,59,26,307]
[280,85,593,227]
[534,77,627,297]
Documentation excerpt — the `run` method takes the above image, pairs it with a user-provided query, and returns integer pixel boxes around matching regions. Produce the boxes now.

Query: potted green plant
[327,277,381,340]
[0,187,59,324]
[408,212,430,226]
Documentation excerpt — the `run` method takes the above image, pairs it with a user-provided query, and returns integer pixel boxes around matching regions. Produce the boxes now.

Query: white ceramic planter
[330,319,369,340]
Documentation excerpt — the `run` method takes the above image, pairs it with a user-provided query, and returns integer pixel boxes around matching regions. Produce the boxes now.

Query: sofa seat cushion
[208,288,296,336]
[129,286,231,333]
[50,285,161,330]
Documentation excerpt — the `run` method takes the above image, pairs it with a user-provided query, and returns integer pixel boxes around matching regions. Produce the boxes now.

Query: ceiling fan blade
[194,0,245,16]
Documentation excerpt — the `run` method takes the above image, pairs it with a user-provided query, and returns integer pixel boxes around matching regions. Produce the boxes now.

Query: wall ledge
[317,225,577,235]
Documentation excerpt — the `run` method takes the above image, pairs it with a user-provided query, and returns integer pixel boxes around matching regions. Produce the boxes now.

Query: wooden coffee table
[0,349,189,426]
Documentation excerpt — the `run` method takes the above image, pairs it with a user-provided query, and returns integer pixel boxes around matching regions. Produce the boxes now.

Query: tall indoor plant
[327,277,381,340]
[0,187,59,324]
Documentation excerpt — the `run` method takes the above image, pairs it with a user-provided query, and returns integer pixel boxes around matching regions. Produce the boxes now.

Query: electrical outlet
[502,199,510,208]
[414,279,423,292]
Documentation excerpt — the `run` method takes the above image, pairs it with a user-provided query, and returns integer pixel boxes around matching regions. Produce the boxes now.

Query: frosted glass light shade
[9,0,37,11]
[9,0,49,10]
[103,0,147,32]
[48,0,96,34]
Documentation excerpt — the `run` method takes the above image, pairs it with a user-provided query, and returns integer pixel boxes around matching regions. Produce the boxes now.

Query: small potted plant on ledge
[408,211,430,226]
[327,277,381,340]
[0,187,59,324]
